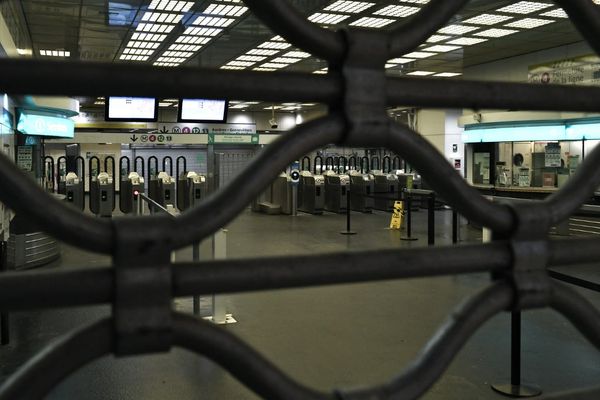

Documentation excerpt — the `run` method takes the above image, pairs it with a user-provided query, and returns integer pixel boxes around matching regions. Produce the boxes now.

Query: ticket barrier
[178,171,207,211]
[298,171,324,214]
[271,172,294,215]
[65,172,84,211]
[120,172,145,215]
[57,156,67,195]
[348,170,374,213]
[324,170,350,213]
[373,156,400,211]
[89,173,114,217]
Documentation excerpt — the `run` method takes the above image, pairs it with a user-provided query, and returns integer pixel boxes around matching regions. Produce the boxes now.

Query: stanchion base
[400,237,418,241]
[340,231,357,235]
[203,313,237,325]
[491,383,542,398]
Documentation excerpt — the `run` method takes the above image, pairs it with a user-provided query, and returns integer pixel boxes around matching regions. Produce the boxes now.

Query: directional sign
[130,134,138,142]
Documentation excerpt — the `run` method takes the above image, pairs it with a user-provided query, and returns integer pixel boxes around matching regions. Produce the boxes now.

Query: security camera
[269,118,278,129]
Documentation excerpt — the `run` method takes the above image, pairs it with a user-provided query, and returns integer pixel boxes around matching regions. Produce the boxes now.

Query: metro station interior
[0,1,599,399]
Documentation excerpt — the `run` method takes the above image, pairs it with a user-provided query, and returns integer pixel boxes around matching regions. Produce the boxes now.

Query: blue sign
[17,111,74,138]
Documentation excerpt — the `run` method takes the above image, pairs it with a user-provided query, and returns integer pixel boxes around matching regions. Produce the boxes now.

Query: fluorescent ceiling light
[236,55,266,62]
[325,1,375,13]
[254,68,277,72]
[229,104,249,108]
[313,68,328,74]
[309,13,350,25]
[447,37,488,45]
[221,66,245,70]
[438,24,479,35]
[350,17,396,28]
[226,61,255,67]
[258,41,291,49]
[184,27,222,36]
[474,28,519,37]
[283,51,310,58]
[149,1,193,12]
[137,23,175,33]
[398,0,430,3]
[132,33,167,41]
[192,16,235,27]
[169,43,202,51]
[260,63,289,69]
[374,5,420,17]
[141,12,183,24]
[404,51,435,59]
[505,18,554,29]
[540,9,568,18]
[496,1,552,14]
[422,44,461,52]
[39,49,70,57]
[247,49,279,56]
[126,41,161,49]
[264,106,283,110]
[407,71,435,76]
[271,35,286,41]
[462,13,512,25]
[388,57,415,64]
[159,102,173,107]
[271,57,301,64]
[426,34,450,43]
[175,36,211,44]
[16,48,32,55]
[162,51,194,57]
[434,72,462,77]
[203,4,248,17]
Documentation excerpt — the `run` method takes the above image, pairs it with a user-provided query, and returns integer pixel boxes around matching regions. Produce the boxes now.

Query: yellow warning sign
[389,201,404,230]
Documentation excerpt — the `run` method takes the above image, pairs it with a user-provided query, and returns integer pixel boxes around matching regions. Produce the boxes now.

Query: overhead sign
[529,55,600,86]
[156,122,256,135]
[17,111,75,138]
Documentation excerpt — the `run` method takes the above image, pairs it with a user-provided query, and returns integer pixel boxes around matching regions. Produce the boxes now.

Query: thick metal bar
[192,242,200,316]
[0,241,7,345]
[452,210,458,244]
[339,282,514,400]
[0,318,112,400]
[389,121,514,233]
[242,0,345,63]
[550,282,600,350]
[390,0,470,58]
[387,77,600,112]
[556,0,600,57]
[0,58,341,103]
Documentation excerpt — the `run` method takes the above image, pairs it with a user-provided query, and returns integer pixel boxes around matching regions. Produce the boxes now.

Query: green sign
[17,111,75,138]
[208,133,259,144]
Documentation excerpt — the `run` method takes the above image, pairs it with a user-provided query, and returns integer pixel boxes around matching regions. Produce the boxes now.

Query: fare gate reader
[179,171,207,211]
[373,171,400,212]
[65,172,84,211]
[90,172,114,217]
[324,170,350,213]
[157,171,176,208]
[348,170,374,213]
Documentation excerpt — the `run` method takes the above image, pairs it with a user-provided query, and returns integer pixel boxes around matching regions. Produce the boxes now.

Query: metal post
[136,190,143,216]
[428,193,435,246]
[192,242,200,316]
[292,185,298,216]
[210,229,235,324]
[340,189,356,235]
[452,209,458,244]
[401,191,418,241]
[491,312,542,397]
[0,241,8,345]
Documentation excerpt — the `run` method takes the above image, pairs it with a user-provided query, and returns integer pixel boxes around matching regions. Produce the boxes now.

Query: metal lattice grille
[0,0,600,399]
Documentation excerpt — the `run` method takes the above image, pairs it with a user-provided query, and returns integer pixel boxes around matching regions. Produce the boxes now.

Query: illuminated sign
[17,111,75,138]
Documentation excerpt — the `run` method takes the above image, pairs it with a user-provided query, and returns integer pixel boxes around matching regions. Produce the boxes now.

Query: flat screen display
[106,96,158,122]
[16,110,75,138]
[178,98,228,123]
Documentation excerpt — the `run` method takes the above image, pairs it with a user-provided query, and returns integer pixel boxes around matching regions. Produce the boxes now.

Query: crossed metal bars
[0,0,599,398]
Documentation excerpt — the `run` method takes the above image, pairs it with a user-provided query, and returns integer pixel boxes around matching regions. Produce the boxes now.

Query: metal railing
[0,0,599,399]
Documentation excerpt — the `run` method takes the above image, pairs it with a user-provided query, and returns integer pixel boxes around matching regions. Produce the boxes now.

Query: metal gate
[0,0,599,399]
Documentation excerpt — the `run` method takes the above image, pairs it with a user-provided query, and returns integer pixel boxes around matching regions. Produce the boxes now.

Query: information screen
[178,98,228,123]
[16,111,75,138]
[106,97,158,121]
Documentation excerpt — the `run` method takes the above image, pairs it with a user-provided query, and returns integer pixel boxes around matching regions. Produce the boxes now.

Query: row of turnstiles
[43,155,207,217]
[254,155,416,215]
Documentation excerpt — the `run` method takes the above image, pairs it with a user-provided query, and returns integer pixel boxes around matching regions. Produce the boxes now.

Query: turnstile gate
[298,171,324,214]
[324,171,350,213]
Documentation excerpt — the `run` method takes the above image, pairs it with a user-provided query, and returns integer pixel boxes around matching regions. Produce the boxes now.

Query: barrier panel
[0,1,599,398]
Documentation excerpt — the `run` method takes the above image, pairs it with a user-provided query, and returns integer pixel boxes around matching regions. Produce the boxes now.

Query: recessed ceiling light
[258,41,291,49]
[496,1,552,14]
[438,24,479,35]
[325,1,375,14]
[254,68,277,72]
[159,102,173,107]
[271,57,301,64]
[226,60,255,67]
[236,55,266,62]
[220,66,245,70]
[137,23,176,33]
[462,13,513,25]
[407,71,435,76]
[350,17,396,28]
[175,36,211,44]
[313,68,328,74]
[247,49,279,56]
[184,27,222,36]
[192,16,235,27]
[474,28,519,37]
[422,44,461,52]
[426,34,450,43]
[404,51,435,59]
[261,63,288,69]
[505,18,555,29]
[434,72,462,77]
[283,51,310,58]
[447,37,488,45]
[17,48,32,55]
[39,49,71,57]
[141,12,183,24]
[374,5,420,18]
[540,9,568,18]
[308,13,350,25]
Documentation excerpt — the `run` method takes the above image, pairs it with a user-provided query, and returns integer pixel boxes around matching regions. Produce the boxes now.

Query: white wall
[444,110,465,176]
[416,109,446,155]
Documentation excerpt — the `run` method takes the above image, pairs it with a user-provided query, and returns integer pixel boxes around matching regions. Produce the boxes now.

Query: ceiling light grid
[496,1,553,14]
[324,1,375,14]
[374,5,420,18]
[505,17,555,29]
[39,49,71,57]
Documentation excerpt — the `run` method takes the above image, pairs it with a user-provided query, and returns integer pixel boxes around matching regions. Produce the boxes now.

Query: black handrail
[162,156,173,177]
[301,156,311,172]
[176,156,187,179]
[313,155,323,175]
[134,156,145,177]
